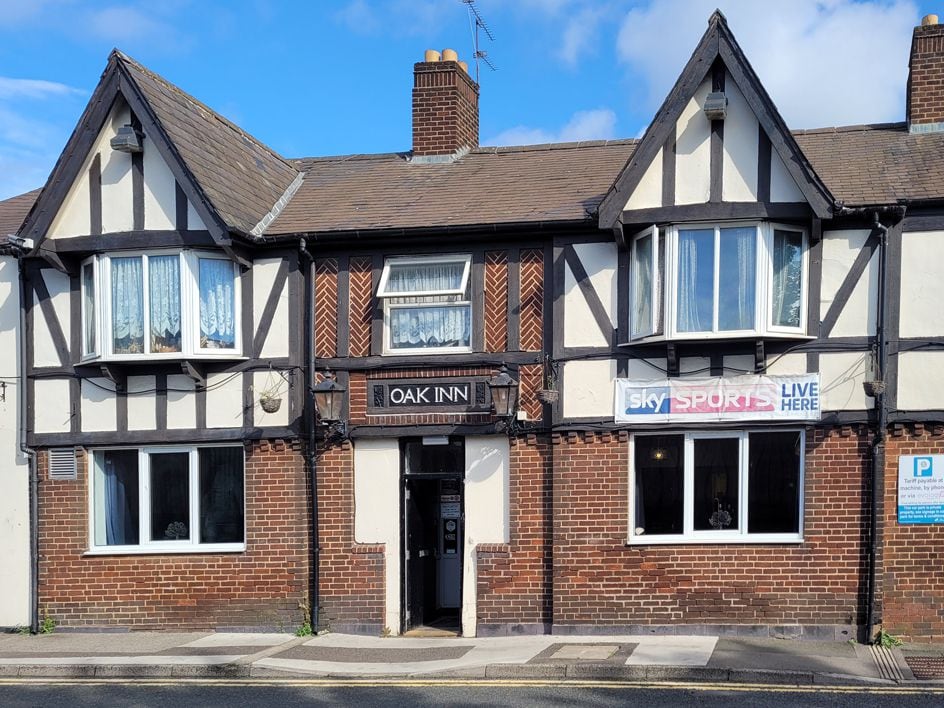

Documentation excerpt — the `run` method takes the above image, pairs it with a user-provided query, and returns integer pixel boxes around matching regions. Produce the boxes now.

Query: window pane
[199,448,244,544]
[384,261,466,295]
[631,233,653,337]
[82,262,96,355]
[718,227,755,330]
[389,304,471,349]
[676,228,714,332]
[149,255,181,353]
[199,259,236,349]
[94,451,139,546]
[111,257,144,354]
[150,452,190,541]
[693,438,740,531]
[772,230,803,328]
[748,432,801,533]
[633,435,684,535]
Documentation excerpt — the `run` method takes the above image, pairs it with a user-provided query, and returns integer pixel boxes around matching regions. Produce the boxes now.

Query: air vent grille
[48,448,77,480]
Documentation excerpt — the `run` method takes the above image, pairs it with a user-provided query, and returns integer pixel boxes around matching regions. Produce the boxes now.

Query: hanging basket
[260,395,282,413]
[863,380,886,398]
[536,389,559,404]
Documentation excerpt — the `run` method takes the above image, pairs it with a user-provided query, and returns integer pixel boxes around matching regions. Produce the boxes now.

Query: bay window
[81,250,240,360]
[630,430,803,543]
[90,445,244,553]
[628,222,807,340]
[377,254,472,354]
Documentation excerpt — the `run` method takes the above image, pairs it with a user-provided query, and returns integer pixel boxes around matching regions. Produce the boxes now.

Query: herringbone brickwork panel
[349,257,373,357]
[520,249,544,351]
[314,259,338,358]
[519,363,543,423]
[484,250,508,352]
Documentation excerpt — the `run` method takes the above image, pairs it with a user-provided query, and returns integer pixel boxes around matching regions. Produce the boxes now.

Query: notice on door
[898,455,944,524]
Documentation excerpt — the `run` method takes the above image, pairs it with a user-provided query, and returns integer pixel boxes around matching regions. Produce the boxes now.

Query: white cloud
[0,77,84,100]
[559,5,608,66]
[616,0,918,128]
[88,6,182,44]
[333,0,453,37]
[485,108,617,146]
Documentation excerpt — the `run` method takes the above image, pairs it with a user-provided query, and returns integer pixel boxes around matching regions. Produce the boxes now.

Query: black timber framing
[32,426,299,448]
[598,10,833,228]
[756,127,772,203]
[370,254,383,357]
[337,254,351,358]
[820,228,880,337]
[621,202,811,228]
[709,61,725,203]
[348,424,502,439]
[175,182,188,230]
[69,272,83,433]
[51,230,215,253]
[562,244,616,348]
[661,126,676,207]
[251,258,290,357]
[886,221,903,414]
[806,219,823,372]
[901,209,944,232]
[130,113,144,231]
[241,260,254,430]
[507,247,521,352]
[315,351,542,372]
[89,154,102,236]
[32,268,70,369]
[287,249,304,427]
[472,249,486,352]
[155,373,168,430]
[546,242,560,427]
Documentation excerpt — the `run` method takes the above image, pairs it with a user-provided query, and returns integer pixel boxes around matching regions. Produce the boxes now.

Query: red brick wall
[520,248,544,352]
[484,250,508,353]
[908,22,944,128]
[37,441,309,630]
[552,428,870,633]
[881,425,944,640]
[412,61,479,156]
[314,258,338,358]
[314,442,385,633]
[477,436,553,632]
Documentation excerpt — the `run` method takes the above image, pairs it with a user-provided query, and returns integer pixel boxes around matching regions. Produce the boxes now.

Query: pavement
[0,629,942,686]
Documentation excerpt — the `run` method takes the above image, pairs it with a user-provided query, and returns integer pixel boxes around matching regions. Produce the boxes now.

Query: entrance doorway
[401,436,464,636]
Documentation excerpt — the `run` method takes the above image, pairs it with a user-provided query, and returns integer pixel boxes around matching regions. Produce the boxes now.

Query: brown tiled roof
[115,52,299,236]
[793,122,944,205]
[0,189,41,238]
[268,140,638,235]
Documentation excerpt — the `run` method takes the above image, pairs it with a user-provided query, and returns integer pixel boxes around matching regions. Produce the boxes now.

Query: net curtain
[148,255,181,351]
[199,259,236,347]
[111,257,144,353]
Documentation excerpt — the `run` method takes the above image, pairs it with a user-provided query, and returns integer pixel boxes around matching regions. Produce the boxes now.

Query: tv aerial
[461,0,496,83]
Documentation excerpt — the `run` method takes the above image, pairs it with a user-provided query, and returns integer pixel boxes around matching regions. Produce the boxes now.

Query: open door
[401,437,464,635]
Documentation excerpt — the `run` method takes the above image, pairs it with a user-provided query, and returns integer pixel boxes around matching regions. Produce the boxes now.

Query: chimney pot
[412,49,479,158]
[442,48,458,62]
[921,14,939,26]
[424,49,441,62]
[458,60,469,74]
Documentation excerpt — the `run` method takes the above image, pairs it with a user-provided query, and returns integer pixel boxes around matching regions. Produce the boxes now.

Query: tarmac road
[2,679,944,707]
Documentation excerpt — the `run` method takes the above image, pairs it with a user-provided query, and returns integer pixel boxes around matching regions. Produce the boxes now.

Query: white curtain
[149,255,181,352]
[385,261,464,294]
[718,227,755,331]
[199,259,235,348]
[390,305,471,348]
[111,257,144,354]
[772,231,802,327]
[676,230,711,332]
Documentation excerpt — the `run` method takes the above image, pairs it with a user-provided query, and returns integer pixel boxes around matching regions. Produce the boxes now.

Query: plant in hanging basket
[259,393,282,413]
[863,380,886,398]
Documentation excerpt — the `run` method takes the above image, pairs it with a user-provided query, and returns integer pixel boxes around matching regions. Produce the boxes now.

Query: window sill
[621,333,815,347]
[83,544,246,556]
[627,534,803,545]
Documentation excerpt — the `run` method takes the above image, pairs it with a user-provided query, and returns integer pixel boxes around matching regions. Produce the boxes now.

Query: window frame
[629,225,659,339]
[378,254,474,355]
[627,222,809,342]
[80,249,242,362]
[628,429,805,545]
[86,444,246,555]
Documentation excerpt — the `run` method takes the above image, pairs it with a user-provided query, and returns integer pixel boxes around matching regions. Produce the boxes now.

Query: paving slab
[0,632,208,655]
[626,636,717,666]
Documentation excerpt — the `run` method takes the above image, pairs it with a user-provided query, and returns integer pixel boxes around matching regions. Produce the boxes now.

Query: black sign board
[369,377,491,413]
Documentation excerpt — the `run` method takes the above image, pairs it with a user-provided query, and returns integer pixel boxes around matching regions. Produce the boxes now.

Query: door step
[403,626,461,638]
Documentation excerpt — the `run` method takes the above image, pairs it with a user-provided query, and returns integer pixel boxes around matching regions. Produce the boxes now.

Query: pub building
[4,11,944,641]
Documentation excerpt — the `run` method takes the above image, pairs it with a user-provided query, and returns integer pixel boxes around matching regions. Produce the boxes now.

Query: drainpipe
[14,251,38,634]
[866,211,889,644]
[298,238,320,632]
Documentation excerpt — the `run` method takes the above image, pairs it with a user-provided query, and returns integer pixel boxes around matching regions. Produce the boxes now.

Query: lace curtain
[199,259,235,348]
[718,227,755,331]
[772,230,802,327]
[111,257,144,354]
[149,255,181,352]
[390,305,471,348]
[385,261,465,294]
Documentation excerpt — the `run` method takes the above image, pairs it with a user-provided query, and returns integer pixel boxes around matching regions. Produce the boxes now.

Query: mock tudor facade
[2,10,944,641]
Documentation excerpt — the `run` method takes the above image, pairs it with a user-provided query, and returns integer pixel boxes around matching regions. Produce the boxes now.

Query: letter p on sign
[914,457,934,478]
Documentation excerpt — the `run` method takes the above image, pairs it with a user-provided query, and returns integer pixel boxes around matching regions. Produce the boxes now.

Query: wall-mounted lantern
[110,124,144,153]
[313,370,347,441]
[487,365,519,422]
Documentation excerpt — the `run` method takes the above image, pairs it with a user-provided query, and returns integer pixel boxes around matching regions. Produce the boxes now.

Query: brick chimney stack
[412,48,479,160]
[907,14,944,133]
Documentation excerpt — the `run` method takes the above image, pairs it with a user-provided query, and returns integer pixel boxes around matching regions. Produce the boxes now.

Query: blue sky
[0,0,939,200]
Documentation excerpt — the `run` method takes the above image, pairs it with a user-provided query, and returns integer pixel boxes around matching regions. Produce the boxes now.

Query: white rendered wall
[253,259,290,359]
[81,378,117,431]
[721,72,758,202]
[352,439,401,635]
[675,78,712,205]
[463,436,509,637]
[900,231,944,337]
[563,359,617,418]
[33,379,71,433]
[820,230,877,337]
[897,352,944,410]
[769,149,805,202]
[206,372,243,428]
[0,256,28,626]
[252,371,290,428]
[563,243,617,348]
[166,374,196,429]
[820,352,872,411]
[32,269,71,368]
[625,147,663,211]
[126,376,156,431]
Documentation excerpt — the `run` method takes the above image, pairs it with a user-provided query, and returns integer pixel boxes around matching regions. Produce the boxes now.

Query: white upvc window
[377,254,473,354]
[628,222,808,341]
[629,429,805,544]
[88,445,245,554]
[80,250,241,361]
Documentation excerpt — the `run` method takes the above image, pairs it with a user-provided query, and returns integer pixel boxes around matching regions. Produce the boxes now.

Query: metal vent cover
[48,447,77,480]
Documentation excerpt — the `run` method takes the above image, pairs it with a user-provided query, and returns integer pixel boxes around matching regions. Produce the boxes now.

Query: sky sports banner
[614,374,821,424]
